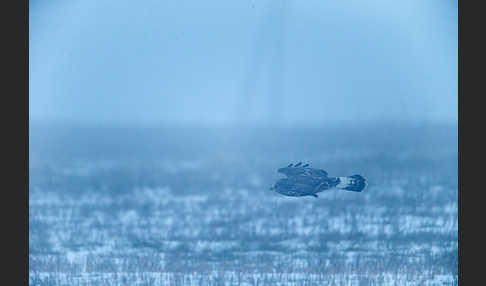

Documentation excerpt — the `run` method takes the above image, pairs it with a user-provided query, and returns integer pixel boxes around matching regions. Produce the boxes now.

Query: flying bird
[270,163,367,198]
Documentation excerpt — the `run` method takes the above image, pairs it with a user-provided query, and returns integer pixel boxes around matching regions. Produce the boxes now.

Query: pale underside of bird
[271,162,367,198]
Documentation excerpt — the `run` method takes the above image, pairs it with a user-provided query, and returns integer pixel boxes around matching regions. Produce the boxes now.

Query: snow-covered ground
[29,124,458,285]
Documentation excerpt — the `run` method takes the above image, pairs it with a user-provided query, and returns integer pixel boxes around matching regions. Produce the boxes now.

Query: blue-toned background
[29,0,457,285]
[30,0,456,125]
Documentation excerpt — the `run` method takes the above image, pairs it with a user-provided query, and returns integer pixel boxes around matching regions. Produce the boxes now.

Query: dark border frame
[3,0,29,284]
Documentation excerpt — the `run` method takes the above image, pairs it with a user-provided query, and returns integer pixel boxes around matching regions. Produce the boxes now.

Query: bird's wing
[289,180,317,194]
[310,168,328,177]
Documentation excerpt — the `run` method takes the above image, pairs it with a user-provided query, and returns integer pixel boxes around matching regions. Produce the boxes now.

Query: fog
[29,2,458,284]
[29,0,457,126]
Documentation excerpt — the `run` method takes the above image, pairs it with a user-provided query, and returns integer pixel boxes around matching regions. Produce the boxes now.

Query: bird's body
[271,163,367,198]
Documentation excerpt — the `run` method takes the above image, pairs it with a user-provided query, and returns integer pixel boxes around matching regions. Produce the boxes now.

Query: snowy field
[29,123,458,285]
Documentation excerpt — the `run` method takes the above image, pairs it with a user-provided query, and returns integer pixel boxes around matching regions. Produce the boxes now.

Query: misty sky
[29,0,457,126]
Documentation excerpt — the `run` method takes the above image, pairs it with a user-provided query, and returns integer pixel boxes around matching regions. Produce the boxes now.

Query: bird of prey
[270,162,367,198]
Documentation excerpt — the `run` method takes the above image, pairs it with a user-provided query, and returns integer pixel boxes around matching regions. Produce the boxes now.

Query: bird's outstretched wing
[273,177,319,197]
[278,162,328,178]
[309,168,328,177]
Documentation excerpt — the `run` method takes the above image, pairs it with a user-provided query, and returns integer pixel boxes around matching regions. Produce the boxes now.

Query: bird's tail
[336,175,367,192]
